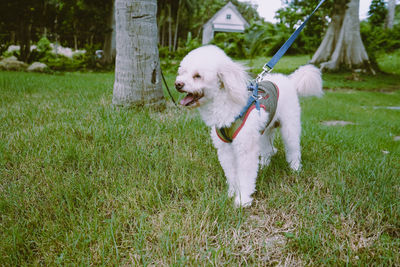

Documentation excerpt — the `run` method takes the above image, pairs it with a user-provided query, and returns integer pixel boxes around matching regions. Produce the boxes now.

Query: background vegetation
[1,0,400,71]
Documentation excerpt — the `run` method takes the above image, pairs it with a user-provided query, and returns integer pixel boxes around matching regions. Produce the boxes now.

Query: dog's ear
[217,61,248,104]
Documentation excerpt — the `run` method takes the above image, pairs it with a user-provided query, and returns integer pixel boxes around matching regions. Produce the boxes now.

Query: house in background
[202,2,250,45]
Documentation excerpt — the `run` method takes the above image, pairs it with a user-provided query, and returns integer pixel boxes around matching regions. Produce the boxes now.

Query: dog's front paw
[234,195,253,208]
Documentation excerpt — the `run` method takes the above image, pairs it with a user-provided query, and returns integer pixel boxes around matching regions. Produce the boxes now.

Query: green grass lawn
[0,57,399,265]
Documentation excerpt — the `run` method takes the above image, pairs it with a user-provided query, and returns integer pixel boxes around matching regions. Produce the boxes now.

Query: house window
[226,14,231,20]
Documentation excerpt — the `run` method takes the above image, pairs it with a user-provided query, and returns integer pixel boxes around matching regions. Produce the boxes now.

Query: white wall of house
[202,2,249,45]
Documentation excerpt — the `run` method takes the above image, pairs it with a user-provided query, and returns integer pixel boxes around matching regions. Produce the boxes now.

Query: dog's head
[175,45,248,108]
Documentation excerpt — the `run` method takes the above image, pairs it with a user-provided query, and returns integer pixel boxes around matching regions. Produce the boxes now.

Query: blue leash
[255,0,327,82]
[235,82,260,120]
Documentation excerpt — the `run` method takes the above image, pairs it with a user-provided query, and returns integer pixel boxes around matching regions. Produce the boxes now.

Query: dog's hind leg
[280,117,302,171]
[260,128,277,168]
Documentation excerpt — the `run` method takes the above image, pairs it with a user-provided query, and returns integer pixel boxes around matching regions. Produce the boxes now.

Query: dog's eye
[193,73,201,79]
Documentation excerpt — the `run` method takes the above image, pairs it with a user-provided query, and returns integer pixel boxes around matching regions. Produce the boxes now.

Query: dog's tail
[289,64,323,97]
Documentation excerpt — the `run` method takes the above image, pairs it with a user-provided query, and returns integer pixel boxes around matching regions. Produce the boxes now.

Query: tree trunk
[102,0,116,65]
[90,34,94,47]
[168,4,172,52]
[42,27,48,38]
[161,23,165,46]
[385,0,396,29]
[73,21,78,51]
[54,10,59,56]
[113,0,164,107]
[42,1,48,38]
[173,0,181,51]
[10,31,16,44]
[54,34,59,56]
[310,0,375,73]
[19,21,32,62]
[74,34,78,51]
[158,9,166,46]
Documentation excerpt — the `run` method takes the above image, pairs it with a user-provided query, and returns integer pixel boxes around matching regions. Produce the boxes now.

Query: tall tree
[113,0,164,107]
[386,0,396,29]
[102,0,116,65]
[310,0,375,73]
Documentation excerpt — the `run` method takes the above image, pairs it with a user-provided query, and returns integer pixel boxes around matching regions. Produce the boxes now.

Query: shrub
[160,32,201,72]
[41,53,83,71]
[2,46,20,59]
[176,32,202,58]
[211,32,246,59]
[28,37,53,63]
[360,21,400,70]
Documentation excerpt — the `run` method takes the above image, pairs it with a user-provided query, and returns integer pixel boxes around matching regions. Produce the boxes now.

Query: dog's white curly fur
[176,45,323,207]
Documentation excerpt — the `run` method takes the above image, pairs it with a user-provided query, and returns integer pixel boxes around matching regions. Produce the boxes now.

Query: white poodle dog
[175,45,323,207]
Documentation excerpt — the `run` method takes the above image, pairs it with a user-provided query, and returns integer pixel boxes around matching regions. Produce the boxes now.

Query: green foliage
[28,37,53,63]
[0,42,10,57]
[159,32,202,72]
[360,1,400,68]
[210,32,246,59]
[368,0,387,27]
[361,22,400,53]
[243,22,274,59]
[80,43,103,70]
[208,19,315,61]
[176,32,202,58]
[0,37,105,71]
[274,0,329,54]
[41,53,83,71]
[0,0,112,62]
[376,49,400,75]
[1,49,19,59]
[36,37,52,54]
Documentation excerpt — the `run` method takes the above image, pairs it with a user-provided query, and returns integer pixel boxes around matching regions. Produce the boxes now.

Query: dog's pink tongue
[180,95,194,106]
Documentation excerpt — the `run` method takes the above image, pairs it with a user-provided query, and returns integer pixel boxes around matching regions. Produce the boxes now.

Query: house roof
[203,2,249,29]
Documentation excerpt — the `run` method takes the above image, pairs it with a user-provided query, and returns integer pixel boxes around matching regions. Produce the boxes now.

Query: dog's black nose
[175,81,184,91]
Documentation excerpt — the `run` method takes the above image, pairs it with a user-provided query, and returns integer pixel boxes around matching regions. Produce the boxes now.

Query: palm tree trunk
[102,0,116,64]
[113,0,164,107]
[168,4,172,52]
[385,0,396,30]
[19,20,32,62]
[173,0,181,51]
[310,0,374,73]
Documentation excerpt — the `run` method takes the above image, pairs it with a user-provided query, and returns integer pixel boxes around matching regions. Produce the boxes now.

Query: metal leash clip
[256,64,273,83]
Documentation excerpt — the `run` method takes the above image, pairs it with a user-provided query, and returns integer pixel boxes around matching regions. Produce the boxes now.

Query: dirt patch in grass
[240,201,304,266]
[321,120,356,126]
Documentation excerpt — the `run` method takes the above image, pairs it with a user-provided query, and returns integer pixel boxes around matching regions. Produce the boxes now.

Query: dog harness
[216,80,279,143]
